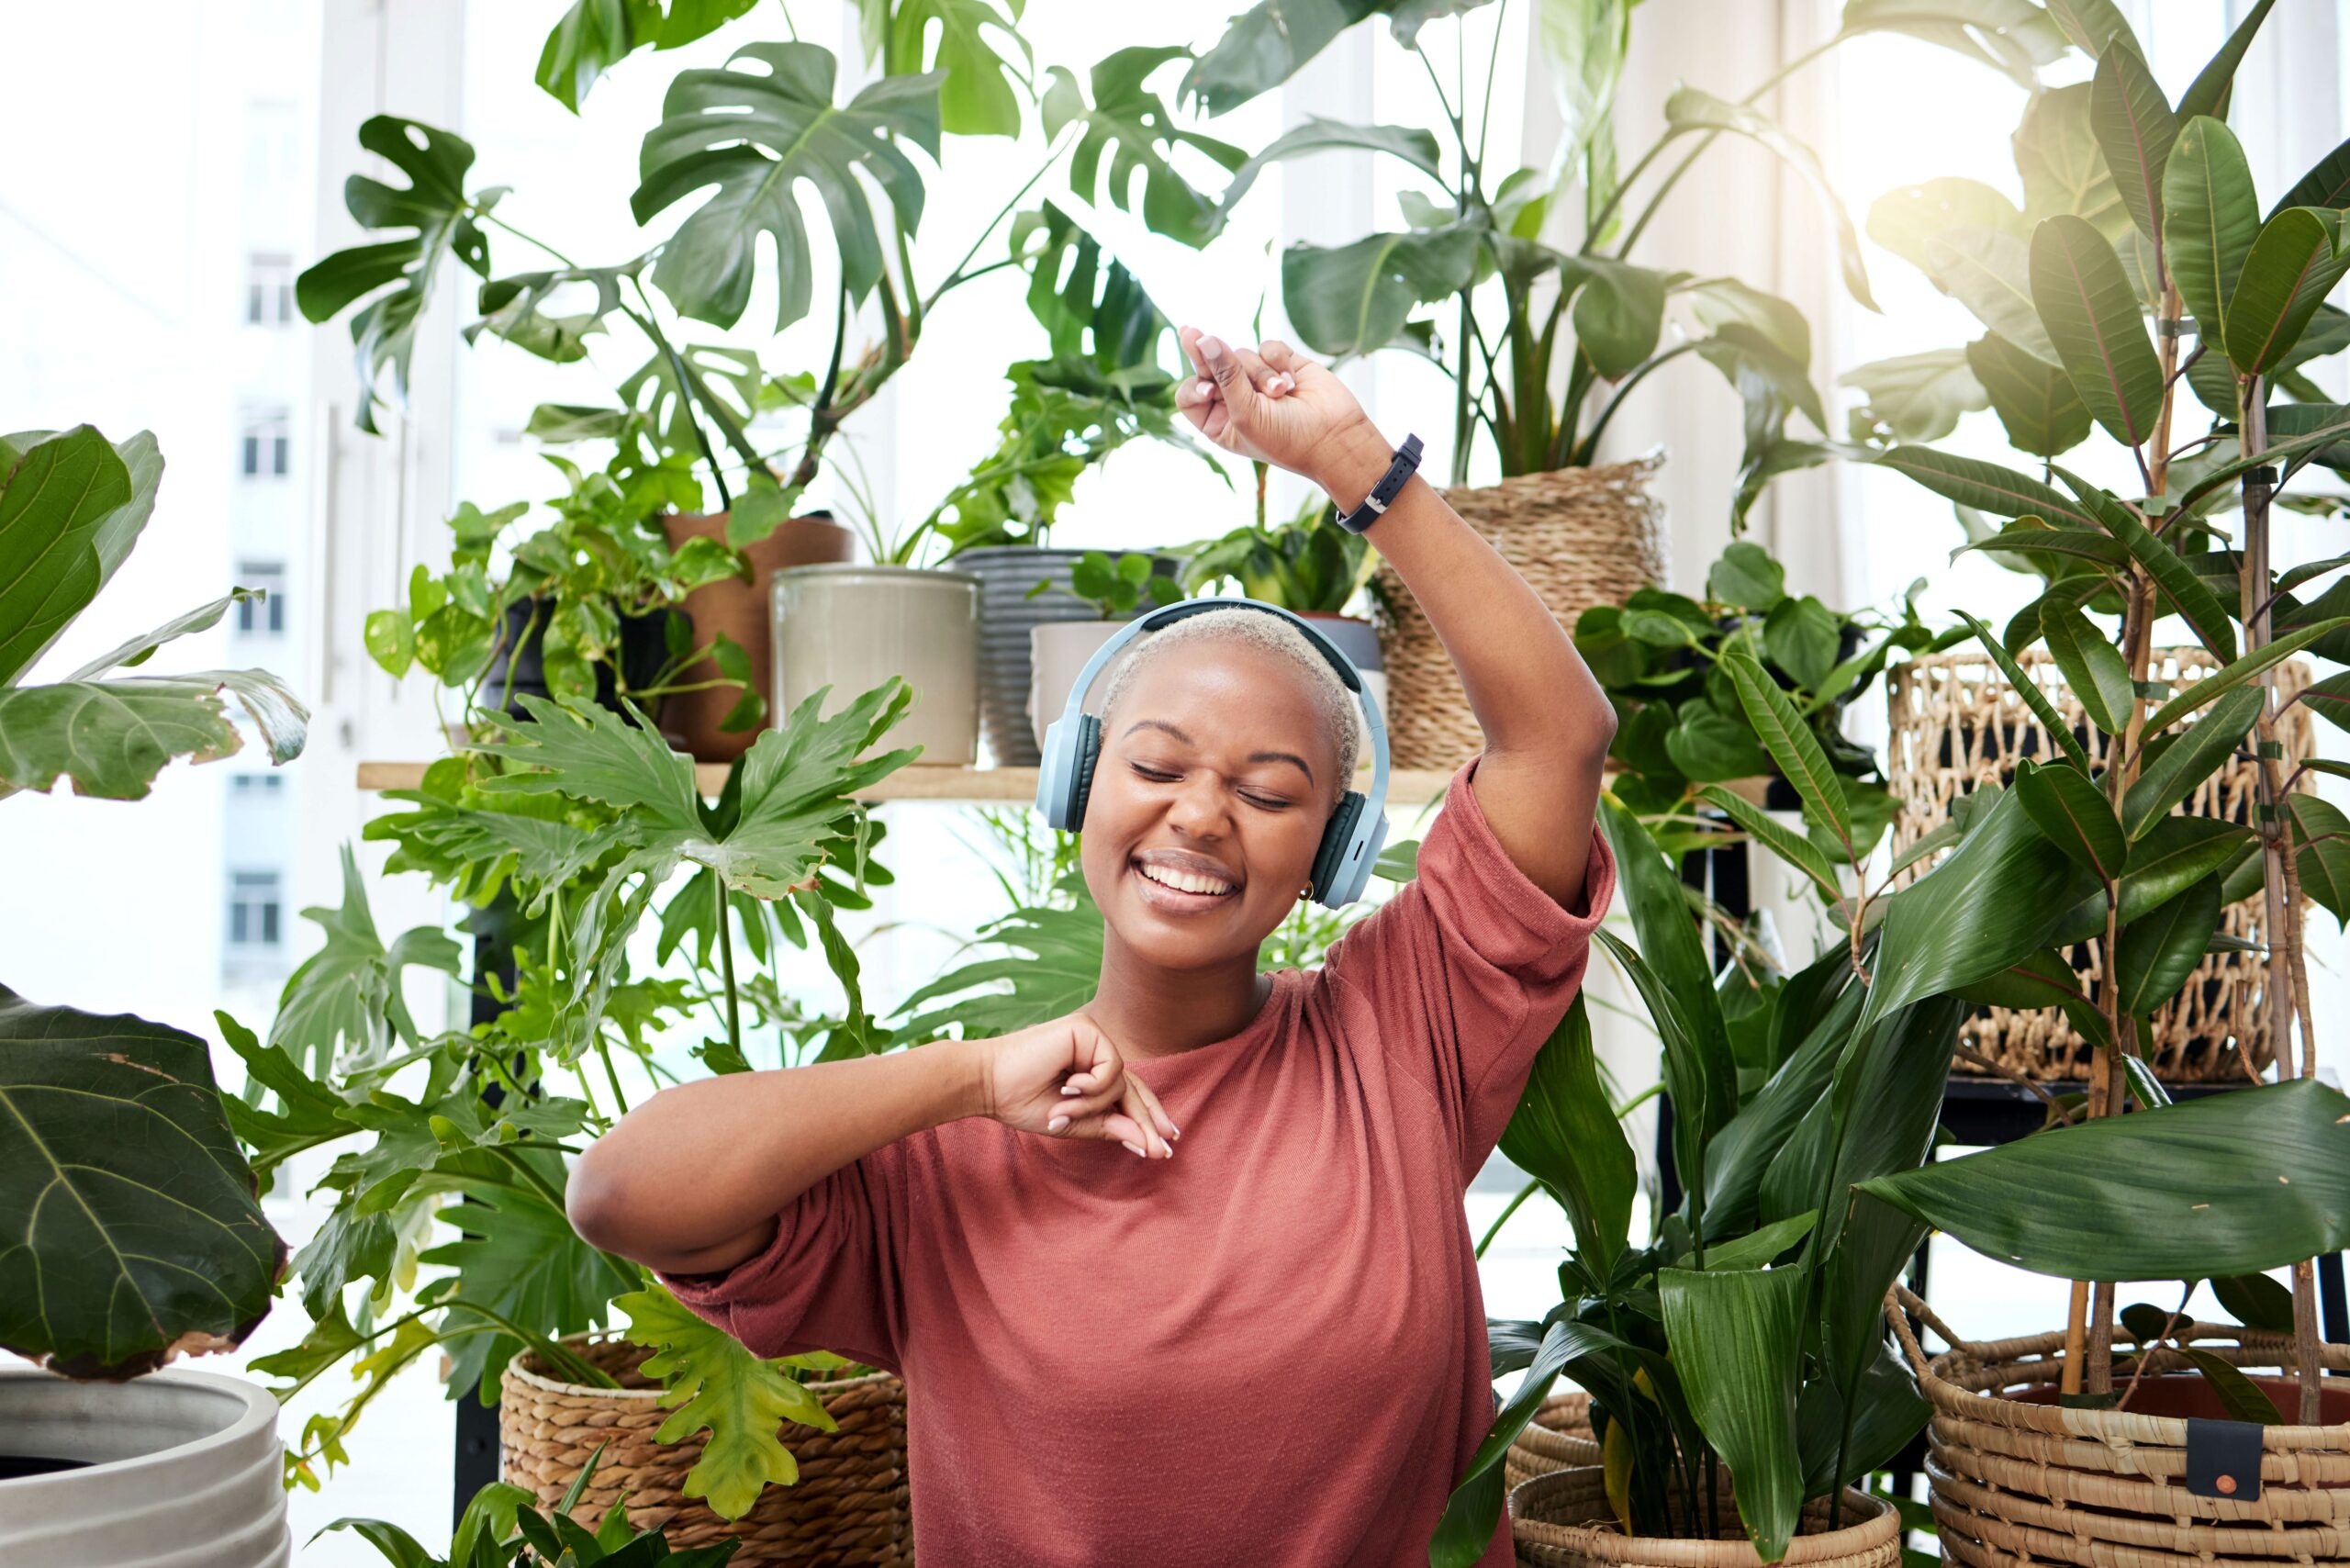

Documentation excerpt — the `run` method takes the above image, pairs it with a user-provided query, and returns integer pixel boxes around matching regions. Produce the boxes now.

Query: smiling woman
[567,327,1621,1568]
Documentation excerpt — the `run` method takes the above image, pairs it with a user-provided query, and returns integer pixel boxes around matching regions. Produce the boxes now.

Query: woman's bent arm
[568,1039,987,1277]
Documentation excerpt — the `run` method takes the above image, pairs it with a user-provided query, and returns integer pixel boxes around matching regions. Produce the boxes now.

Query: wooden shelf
[355,761,1459,806]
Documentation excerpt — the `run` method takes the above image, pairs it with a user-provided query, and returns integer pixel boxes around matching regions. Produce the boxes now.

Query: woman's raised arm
[1175,328,1615,906]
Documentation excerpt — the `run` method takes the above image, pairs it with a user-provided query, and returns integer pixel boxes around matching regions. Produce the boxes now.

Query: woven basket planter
[1885,646,2313,1084]
[1888,1288,2350,1568]
[1511,1466,1897,1568]
[1508,1392,1603,1493]
[1373,454,1667,770]
[498,1338,909,1565]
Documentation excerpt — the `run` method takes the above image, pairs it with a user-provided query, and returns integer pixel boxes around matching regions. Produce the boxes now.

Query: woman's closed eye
[1126,759,1295,811]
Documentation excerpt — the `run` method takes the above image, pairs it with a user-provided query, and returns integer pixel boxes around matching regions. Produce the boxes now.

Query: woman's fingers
[1126,1076,1179,1148]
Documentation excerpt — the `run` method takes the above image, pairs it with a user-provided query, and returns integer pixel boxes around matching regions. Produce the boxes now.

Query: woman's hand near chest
[980,1013,1179,1160]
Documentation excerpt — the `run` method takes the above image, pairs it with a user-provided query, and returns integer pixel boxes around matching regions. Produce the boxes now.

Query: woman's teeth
[1138,863,1235,896]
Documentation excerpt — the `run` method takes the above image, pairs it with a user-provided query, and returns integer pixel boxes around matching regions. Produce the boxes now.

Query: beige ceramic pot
[771,564,980,764]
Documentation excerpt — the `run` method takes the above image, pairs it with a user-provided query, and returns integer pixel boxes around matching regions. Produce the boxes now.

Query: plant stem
[1476,1178,1540,1260]
[924,137,1069,313]
[716,872,744,1065]
[595,1037,631,1117]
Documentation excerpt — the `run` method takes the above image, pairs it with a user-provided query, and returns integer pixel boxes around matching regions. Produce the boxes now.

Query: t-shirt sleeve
[1312,756,1616,1183]
[655,1135,912,1376]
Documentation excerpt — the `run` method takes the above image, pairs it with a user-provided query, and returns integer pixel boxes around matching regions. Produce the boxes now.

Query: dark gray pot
[955,545,1177,766]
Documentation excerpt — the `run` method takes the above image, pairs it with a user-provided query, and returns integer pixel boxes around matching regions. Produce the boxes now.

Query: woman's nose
[1164,777,1230,839]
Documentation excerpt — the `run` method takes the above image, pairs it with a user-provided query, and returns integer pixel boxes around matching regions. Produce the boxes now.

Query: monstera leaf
[1180,0,1496,115]
[1042,47,1248,250]
[632,41,943,330]
[297,117,498,433]
[0,427,306,800]
[852,0,1032,139]
[0,985,287,1376]
[535,0,761,112]
[618,1285,842,1520]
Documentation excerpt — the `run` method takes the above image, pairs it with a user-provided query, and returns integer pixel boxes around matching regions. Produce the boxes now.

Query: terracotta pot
[662,510,856,762]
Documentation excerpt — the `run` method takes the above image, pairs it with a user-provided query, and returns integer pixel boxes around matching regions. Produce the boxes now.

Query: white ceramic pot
[771,564,981,766]
[1027,620,1125,754]
[0,1366,289,1567]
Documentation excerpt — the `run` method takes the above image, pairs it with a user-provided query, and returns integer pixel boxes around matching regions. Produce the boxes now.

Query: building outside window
[245,252,294,325]
[227,869,282,948]
[235,560,287,633]
[241,408,289,476]
[229,771,285,794]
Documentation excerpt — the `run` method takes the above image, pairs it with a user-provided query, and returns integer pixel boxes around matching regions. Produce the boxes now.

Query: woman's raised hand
[1174,325,1383,491]
[979,1013,1178,1159]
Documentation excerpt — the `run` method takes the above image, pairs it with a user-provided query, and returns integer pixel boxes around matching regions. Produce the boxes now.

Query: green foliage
[1046,550,1181,618]
[1181,492,1371,615]
[325,1446,744,1565]
[0,988,286,1377]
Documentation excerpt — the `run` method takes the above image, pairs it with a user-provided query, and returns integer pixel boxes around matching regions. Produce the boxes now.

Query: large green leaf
[1600,924,1738,1211]
[1966,331,2092,454]
[1572,258,1672,380]
[1867,177,2025,276]
[2040,608,2132,734]
[2087,43,2177,246]
[270,846,464,1078]
[2065,476,2237,660]
[0,669,307,801]
[2015,759,2124,882]
[1843,348,1985,442]
[421,1183,635,1404]
[2031,215,2163,448]
[2223,207,2350,377]
[1859,786,2091,1036]
[2176,0,2277,122]
[1499,998,1636,1277]
[2141,619,2350,736]
[2121,816,2255,924]
[2288,794,2350,929]
[2120,684,2263,837]
[0,426,152,688]
[2163,117,2258,350]
[1860,1077,2350,1280]
[2044,0,2138,57]
[1872,446,2097,527]
[1660,1266,1806,1561]
[2274,135,2350,216]
[632,42,943,330]
[1433,1314,1616,1568]
[894,874,1103,1042]
[852,0,1032,139]
[1178,0,1490,115]
[297,118,494,433]
[1280,226,1481,360]
[1721,650,1850,851]
[1818,1191,1929,1493]
[0,986,286,1376]
[2015,84,2127,240]
[1598,799,1736,1154]
[619,1284,840,1520]
[1045,47,1248,250]
[1699,785,1843,902]
[1925,226,2057,362]
[1956,610,2096,770]
[2114,874,2222,1018]
[1838,0,2068,86]
[1663,87,1874,309]
[1207,118,1446,241]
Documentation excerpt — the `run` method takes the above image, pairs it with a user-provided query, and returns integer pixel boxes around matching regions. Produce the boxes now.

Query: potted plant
[308,21,1239,771]
[324,1450,740,1566]
[1023,549,1183,753]
[239,679,922,1562]
[0,424,307,1562]
[1187,0,2043,768]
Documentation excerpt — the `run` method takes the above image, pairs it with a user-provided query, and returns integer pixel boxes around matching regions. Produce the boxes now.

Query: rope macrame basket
[499,1337,910,1564]
[1509,1392,1603,1493]
[1885,646,2313,1083]
[1510,1466,1898,1568]
[1374,454,1668,770]
[1887,1286,2350,1568]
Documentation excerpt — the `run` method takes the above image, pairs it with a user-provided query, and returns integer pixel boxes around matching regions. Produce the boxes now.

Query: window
[241,409,289,476]
[245,252,294,325]
[227,870,282,947]
[229,772,285,794]
[235,561,287,633]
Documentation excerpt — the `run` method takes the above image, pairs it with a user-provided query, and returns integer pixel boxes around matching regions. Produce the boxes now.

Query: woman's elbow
[565,1139,636,1258]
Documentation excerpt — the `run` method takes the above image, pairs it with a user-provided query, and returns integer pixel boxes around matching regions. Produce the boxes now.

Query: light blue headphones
[1033,599,1391,907]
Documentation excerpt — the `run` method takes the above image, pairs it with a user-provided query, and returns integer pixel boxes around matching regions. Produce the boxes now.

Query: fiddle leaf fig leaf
[297,118,496,433]
[618,1285,839,1520]
[632,42,944,330]
[0,668,307,801]
[0,986,288,1377]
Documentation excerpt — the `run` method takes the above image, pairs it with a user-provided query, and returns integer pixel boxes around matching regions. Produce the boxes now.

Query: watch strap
[1333,433,1424,533]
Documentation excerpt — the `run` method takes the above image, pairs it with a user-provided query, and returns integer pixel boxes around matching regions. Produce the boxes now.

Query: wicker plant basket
[1374,454,1667,770]
[498,1337,910,1565]
[1887,1287,2350,1568]
[1508,1392,1604,1492]
[1511,1466,1898,1568]
[1885,647,2313,1084]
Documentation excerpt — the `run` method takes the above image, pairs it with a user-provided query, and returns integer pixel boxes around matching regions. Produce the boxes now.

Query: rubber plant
[0,423,306,1380]
[1191,0,2060,512]
[1838,0,2350,1416]
[234,678,919,1516]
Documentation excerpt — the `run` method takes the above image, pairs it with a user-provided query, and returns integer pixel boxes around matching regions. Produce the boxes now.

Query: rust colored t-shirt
[664,758,1617,1567]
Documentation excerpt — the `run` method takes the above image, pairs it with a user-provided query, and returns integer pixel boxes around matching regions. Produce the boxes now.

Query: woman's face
[1080,638,1345,970]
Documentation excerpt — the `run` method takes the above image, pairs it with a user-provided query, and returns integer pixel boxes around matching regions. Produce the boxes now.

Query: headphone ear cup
[1310,791,1366,904]
[1068,712,1103,829]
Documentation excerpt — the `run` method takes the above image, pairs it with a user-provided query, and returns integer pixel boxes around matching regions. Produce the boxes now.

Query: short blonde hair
[1094,607,1361,796]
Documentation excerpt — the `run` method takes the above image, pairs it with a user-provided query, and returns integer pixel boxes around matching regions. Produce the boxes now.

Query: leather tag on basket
[2184,1417,2264,1501]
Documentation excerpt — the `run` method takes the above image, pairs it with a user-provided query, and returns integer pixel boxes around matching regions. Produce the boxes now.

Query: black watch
[1331,432,1424,533]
